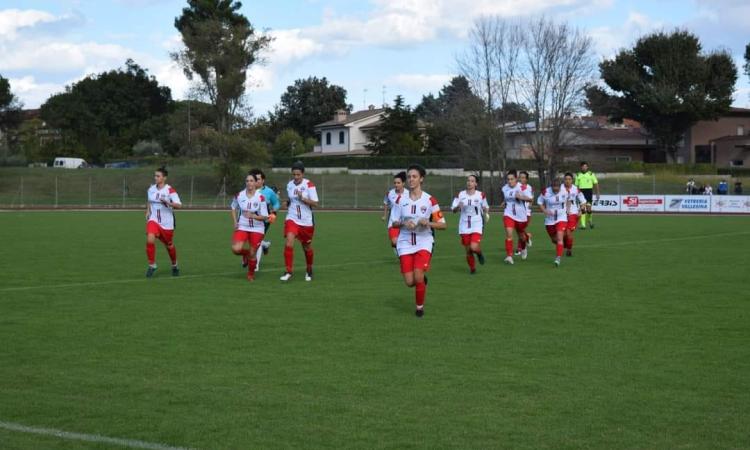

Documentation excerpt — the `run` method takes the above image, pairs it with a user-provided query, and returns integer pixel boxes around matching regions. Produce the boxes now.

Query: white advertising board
[664,196,711,213]
[591,195,621,212]
[710,195,750,214]
[620,195,665,212]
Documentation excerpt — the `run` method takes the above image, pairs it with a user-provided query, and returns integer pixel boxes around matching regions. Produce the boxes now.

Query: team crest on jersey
[252,202,258,209]
[420,205,428,213]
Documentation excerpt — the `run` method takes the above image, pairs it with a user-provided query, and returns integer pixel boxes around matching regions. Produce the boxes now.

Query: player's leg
[246,233,263,281]
[517,222,528,260]
[302,241,314,281]
[412,251,431,317]
[281,222,296,280]
[158,230,179,276]
[565,214,578,256]
[145,222,160,277]
[587,203,594,229]
[554,225,564,267]
[503,217,515,264]
[232,231,252,272]
[461,235,475,273]
[470,234,485,266]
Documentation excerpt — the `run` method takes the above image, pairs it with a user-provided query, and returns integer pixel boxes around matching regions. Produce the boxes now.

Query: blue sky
[2,0,749,116]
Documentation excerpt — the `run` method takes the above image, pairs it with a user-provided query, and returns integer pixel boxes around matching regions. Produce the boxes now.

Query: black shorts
[581,189,594,204]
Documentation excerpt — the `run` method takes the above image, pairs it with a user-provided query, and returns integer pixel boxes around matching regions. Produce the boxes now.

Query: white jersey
[231,189,269,234]
[502,183,532,223]
[561,184,587,216]
[451,190,488,235]
[520,183,534,217]
[147,183,181,230]
[383,188,404,227]
[391,191,445,256]
[536,187,569,226]
[285,178,319,227]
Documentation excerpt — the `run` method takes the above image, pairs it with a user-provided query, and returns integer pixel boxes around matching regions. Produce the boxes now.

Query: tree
[587,30,737,162]
[744,43,750,98]
[40,59,173,162]
[365,95,422,156]
[172,0,271,133]
[0,74,23,155]
[197,128,269,188]
[270,77,349,139]
[271,128,305,162]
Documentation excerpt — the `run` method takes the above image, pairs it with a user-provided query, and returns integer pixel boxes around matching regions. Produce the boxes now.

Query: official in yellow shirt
[575,161,600,229]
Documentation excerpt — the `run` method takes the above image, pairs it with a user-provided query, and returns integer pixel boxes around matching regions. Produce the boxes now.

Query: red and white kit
[537,187,569,232]
[231,189,269,239]
[522,183,534,222]
[391,191,445,272]
[384,188,402,240]
[451,189,488,243]
[502,183,531,229]
[147,183,181,231]
[285,178,318,227]
[560,183,587,229]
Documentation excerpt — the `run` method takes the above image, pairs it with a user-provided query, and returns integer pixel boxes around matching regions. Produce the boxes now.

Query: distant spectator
[686,178,696,194]
[735,181,743,195]
[717,179,728,195]
[703,184,713,195]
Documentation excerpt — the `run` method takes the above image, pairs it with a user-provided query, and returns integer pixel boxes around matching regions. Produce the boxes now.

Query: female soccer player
[390,164,446,317]
[537,180,570,267]
[382,171,407,249]
[562,173,587,256]
[249,168,280,271]
[515,170,534,254]
[501,170,533,264]
[231,172,269,281]
[451,174,489,274]
[281,161,319,282]
[145,167,182,278]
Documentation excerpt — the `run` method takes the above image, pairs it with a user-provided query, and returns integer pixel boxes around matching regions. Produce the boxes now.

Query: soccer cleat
[146,265,157,278]
[470,268,476,275]
[504,256,514,265]
[305,271,313,282]
[527,236,533,247]
[477,253,485,265]
[415,308,424,318]
[241,254,248,268]
[171,265,180,277]
[262,240,271,255]
[280,272,292,281]
[521,248,528,260]
[589,223,595,229]
[566,249,572,257]
[247,273,255,282]
[514,250,521,256]
[554,257,561,267]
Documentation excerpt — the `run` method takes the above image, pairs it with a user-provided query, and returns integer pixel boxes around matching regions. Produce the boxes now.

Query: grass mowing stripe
[0,421,195,450]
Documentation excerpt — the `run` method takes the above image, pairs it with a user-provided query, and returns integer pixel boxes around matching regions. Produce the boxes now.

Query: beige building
[682,107,750,166]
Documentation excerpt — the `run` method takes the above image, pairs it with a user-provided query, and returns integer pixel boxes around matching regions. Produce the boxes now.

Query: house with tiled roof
[311,106,385,156]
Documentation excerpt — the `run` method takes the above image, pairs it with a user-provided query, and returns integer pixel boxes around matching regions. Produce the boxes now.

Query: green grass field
[1,211,749,449]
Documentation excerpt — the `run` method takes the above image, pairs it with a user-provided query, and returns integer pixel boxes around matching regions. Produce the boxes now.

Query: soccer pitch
[1,211,749,449]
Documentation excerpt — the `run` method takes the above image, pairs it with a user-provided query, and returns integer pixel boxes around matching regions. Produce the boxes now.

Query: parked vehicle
[53,157,88,169]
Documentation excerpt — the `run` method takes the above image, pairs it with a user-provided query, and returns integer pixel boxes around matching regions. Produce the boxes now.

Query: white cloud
[386,73,454,93]
[588,11,664,57]
[0,9,57,40]
[8,76,65,108]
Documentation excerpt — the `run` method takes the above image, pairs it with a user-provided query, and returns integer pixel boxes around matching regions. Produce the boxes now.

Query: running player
[575,161,600,229]
[249,168,281,271]
[230,172,269,281]
[537,179,570,267]
[281,161,318,282]
[451,174,489,274]
[145,167,182,278]
[515,170,533,254]
[382,171,407,249]
[390,164,446,317]
[561,172,587,256]
[501,170,533,264]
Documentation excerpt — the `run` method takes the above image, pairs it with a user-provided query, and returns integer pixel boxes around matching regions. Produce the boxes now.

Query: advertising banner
[664,196,711,213]
[591,195,621,212]
[620,195,665,212]
[710,195,750,214]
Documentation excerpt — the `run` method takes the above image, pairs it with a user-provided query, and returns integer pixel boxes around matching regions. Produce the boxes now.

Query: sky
[1,0,749,117]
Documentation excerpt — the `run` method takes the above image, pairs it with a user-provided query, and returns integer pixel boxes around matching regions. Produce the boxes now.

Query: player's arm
[565,197,572,215]
[423,199,447,230]
[248,201,269,221]
[165,190,182,209]
[536,195,550,216]
[390,203,402,228]
[516,190,533,202]
[145,201,150,219]
[382,197,390,222]
[231,208,239,228]
[451,196,461,213]
[593,173,600,200]
[299,185,319,208]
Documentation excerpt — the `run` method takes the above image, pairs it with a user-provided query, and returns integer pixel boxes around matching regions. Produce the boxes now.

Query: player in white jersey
[382,171,406,249]
[537,179,571,267]
[501,170,533,264]
[390,164,446,317]
[562,172,588,256]
[280,161,319,282]
[451,174,489,274]
[515,171,534,253]
[231,172,269,281]
[145,167,182,278]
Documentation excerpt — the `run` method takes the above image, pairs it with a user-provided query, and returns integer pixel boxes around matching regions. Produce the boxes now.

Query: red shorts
[399,250,432,274]
[546,222,567,238]
[388,227,400,241]
[232,230,264,249]
[567,214,579,230]
[146,221,174,244]
[503,216,528,233]
[460,233,482,246]
[284,221,315,244]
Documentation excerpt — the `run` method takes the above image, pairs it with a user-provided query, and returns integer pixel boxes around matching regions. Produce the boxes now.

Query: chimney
[334,109,347,122]
[368,104,375,110]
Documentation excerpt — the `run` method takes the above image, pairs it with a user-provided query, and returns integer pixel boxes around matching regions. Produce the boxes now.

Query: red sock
[415,281,426,307]
[304,248,314,273]
[519,238,527,250]
[466,253,476,270]
[505,238,513,256]
[563,235,571,249]
[146,243,155,265]
[247,257,257,276]
[556,242,563,257]
[284,246,294,273]
[567,236,574,250]
[166,245,177,265]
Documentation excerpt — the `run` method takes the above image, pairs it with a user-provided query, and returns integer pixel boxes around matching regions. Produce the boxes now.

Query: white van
[53,157,88,169]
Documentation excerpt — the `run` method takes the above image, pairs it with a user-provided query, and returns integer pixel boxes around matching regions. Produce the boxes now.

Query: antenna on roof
[363,88,368,110]
[382,85,387,107]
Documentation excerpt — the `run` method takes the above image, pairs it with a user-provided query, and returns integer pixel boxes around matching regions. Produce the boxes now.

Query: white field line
[0,420,195,450]
[2,231,748,294]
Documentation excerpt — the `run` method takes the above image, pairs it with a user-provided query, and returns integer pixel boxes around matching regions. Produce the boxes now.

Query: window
[738,126,745,136]
[604,156,632,162]
[731,160,744,166]
[339,131,345,144]
[325,132,331,145]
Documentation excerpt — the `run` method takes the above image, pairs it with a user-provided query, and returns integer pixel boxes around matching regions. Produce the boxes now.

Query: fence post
[20,176,24,207]
[189,175,194,208]
[652,174,656,195]
[88,176,92,208]
[617,177,620,196]
[122,176,126,208]
[450,175,454,197]
[354,176,358,209]
[54,176,58,208]
[321,175,325,208]
[222,177,226,208]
